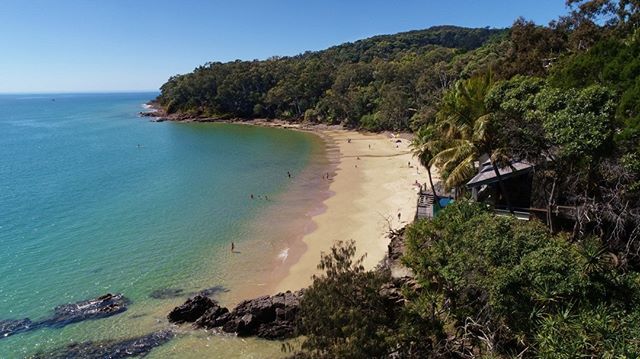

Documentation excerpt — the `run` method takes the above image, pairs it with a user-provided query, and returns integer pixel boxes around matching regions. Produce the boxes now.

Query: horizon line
[0,89,160,95]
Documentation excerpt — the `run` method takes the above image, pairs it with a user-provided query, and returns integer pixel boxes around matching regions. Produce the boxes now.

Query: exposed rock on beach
[168,290,302,340]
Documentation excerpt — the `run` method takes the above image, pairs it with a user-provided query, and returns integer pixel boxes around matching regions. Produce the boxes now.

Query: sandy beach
[274,129,429,292]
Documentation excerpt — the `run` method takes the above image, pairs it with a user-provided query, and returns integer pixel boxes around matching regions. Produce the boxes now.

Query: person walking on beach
[231,242,235,252]
[398,212,401,221]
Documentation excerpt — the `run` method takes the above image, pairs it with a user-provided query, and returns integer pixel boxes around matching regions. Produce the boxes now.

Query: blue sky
[0,0,569,93]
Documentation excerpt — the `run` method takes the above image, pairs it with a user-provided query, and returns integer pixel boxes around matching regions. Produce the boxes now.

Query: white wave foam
[278,248,289,263]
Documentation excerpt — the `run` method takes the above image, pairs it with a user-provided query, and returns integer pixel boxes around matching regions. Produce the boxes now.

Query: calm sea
[0,93,326,357]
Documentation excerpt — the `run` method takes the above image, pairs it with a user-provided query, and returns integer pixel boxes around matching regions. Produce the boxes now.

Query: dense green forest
[156,26,505,130]
[158,0,640,357]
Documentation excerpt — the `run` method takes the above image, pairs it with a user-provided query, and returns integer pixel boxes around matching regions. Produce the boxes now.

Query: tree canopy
[156,26,504,131]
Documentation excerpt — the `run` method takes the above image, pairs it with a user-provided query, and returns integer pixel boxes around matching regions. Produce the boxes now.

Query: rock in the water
[194,305,229,328]
[42,293,129,327]
[1,294,129,340]
[149,288,185,299]
[224,291,301,339]
[0,318,35,338]
[169,290,303,340]
[32,330,175,358]
[196,285,229,298]
[167,295,215,324]
[149,285,227,300]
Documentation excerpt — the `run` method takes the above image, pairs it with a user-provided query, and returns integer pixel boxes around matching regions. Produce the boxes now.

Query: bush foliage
[297,203,640,357]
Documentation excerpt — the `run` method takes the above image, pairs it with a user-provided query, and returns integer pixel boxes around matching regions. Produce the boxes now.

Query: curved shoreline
[139,110,424,298]
[214,128,340,304]
[273,129,423,292]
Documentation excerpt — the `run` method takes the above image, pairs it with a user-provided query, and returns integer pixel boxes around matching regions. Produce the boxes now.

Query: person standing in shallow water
[231,242,235,252]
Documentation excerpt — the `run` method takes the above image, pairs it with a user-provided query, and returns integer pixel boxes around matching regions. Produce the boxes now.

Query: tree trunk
[427,166,441,209]
[491,160,514,215]
[547,177,557,233]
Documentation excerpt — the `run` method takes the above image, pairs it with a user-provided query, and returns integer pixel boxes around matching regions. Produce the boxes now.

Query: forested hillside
[155,26,505,130]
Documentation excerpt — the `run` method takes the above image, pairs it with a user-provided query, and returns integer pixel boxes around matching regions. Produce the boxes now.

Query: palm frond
[445,156,477,190]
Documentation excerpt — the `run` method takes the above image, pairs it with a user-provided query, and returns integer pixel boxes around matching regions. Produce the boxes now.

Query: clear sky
[0,0,570,93]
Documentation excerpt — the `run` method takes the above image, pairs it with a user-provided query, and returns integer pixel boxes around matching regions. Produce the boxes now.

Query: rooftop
[467,160,533,188]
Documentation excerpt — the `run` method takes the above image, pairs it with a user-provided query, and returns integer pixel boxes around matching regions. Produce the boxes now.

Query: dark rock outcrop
[42,293,129,327]
[167,295,216,324]
[139,111,159,117]
[222,291,301,338]
[168,290,303,340]
[387,227,406,264]
[194,305,229,328]
[32,330,175,359]
[0,318,34,338]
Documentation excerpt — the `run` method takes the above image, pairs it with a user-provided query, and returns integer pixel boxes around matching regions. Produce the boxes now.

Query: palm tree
[410,126,440,208]
[429,72,515,213]
[430,74,493,191]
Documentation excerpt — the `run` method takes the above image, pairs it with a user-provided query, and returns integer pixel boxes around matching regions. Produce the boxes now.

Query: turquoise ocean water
[0,93,324,357]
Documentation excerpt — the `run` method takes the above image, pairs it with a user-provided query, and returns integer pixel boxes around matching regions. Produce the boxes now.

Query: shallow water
[0,93,327,357]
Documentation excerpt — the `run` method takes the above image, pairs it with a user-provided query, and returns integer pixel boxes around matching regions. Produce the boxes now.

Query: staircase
[416,191,435,219]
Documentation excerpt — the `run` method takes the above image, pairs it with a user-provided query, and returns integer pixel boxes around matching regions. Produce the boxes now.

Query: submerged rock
[167,295,216,324]
[149,285,228,300]
[1,293,129,340]
[149,288,185,299]
[42,293,129,327]
[169,290,302,340]
[0,318,35,338]
[32,330,175,358]
[196,285,229,298]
